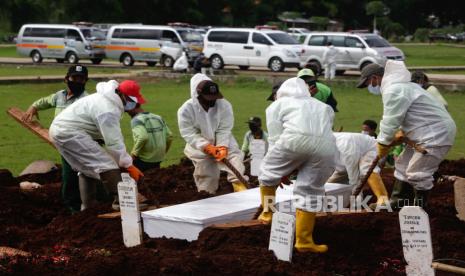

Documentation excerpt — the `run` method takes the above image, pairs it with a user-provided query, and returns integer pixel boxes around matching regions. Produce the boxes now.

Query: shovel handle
[403,137,428,154]
[352,156,380,196]
[222,158,250,188]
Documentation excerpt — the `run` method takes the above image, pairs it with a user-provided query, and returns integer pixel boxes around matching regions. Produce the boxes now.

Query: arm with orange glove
[126,165,144,183]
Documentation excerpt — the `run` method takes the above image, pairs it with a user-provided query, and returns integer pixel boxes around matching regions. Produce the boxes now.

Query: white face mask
[361,130,370,135]
[368,84,381,95]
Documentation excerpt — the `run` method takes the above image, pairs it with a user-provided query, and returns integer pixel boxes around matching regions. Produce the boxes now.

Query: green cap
[297,68,315,78]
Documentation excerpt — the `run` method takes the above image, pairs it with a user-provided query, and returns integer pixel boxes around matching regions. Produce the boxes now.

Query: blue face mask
[368,84,381,95]
[124,100,137,111]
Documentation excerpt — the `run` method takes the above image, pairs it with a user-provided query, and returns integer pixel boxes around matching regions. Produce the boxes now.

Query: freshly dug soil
[0,159,464,275]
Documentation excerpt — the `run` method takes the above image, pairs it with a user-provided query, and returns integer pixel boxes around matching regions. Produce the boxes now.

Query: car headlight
[85,45,92,50]
[284,49,296,58]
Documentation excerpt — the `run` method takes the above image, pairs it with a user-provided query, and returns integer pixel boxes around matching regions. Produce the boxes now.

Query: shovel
[222,158,250,189]
[352,140,428,197]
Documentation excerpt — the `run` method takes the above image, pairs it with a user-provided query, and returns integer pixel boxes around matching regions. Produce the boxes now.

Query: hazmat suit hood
[190,73,212,100]
[380,60,411,92]
[276,77,311,100]
[96,80,123,113]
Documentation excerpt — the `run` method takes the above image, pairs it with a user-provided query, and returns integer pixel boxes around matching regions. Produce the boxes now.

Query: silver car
[301,32,404,74]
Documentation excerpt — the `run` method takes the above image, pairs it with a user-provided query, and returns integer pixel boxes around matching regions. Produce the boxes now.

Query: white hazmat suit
[258,77,336,211]
[328,132,379,186]
[177,74,246,194]
[379,60,456,190]
[49,80,132,179]
[322,45,338,80]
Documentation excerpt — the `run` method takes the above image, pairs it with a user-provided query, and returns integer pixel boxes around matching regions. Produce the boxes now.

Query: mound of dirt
[0,159,464,275]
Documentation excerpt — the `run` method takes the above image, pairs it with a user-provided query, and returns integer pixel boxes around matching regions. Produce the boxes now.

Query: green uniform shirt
[313,82,331,102]
[131,112,173,163]
[32,89,88,117]
[241,130,268,155]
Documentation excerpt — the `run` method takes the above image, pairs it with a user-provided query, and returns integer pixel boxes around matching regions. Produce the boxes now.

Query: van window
[208,31,249,44]
[345,37,364,48]
[162,30,180,43]
[113,28,161,40]
[66,29,83,41]
[252,33,271,45]
[362,35,391,47]
[208,31,228,42]
[177,30,203,42]
[23,27,65,38]
[266,33,299,44]
[328,35,345,47]
[81,28,106,40]
[308,35,326,46]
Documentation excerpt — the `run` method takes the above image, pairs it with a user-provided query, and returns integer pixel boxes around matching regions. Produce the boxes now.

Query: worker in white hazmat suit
[328,132,389,208]
[177,73,248,194]
[322,42,339,80]
[356,61,456,209]
[49,80,144,210]
[258,77,336,253]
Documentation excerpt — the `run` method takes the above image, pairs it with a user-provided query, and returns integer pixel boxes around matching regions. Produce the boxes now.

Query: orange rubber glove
[204,144,217,156]
[127,165,144,183]
[391,130,405,146]
[214,146,228,161]
[377,143,391,158]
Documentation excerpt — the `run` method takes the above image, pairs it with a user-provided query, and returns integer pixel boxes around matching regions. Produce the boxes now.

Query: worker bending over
[258,77,336,253]
[177,73,248,194]
[49,80,144,210]
[357,61,456,209]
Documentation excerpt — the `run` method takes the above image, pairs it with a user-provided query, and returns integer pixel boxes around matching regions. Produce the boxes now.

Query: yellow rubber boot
[367,173,389,206]
[295,209,328,253]
[232,182,248,192]
[257,185,277,224]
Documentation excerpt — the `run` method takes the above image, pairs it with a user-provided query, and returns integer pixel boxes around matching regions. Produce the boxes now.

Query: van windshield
[177,30,203,42]
[266,33,299,45]
[362,35,391,47]
[81,28,106,40]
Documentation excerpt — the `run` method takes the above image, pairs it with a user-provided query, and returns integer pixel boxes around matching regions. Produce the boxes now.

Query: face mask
[368,84,381,95]
[67,81,85,97]
[124,100,137,111]
[361,130,370,135]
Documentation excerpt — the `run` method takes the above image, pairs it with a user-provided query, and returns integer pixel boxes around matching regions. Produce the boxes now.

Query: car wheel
[210,55,224,70]
[238,66,249,70]
[66,52,79,64]
[91,58,102,65]
[269,57,284,72]
[162,56,174,67]
[146,61,156,67]
[122,54,134,66]
[306,61,322,75]
[31,51,42,63]
[360,61,372,71]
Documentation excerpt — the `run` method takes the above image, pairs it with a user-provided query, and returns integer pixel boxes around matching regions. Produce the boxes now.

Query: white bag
[173,52,188,71]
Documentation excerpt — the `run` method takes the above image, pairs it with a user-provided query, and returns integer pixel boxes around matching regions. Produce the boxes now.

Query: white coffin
[142,183,353,241]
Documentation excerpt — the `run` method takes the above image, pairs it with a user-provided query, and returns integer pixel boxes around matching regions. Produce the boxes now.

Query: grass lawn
[0,46,18,58]
[395,44,465,67]
[0,78,464,175]
[0,64,136,77]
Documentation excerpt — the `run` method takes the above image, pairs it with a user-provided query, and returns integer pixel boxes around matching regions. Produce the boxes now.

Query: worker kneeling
[49,80,144,211]
[177,74,248,194]
[258,77,336,253]
[328,132,389,209]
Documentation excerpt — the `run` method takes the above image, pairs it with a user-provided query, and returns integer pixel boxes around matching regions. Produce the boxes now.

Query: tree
[311,16,330,31]
[365,1,389,32]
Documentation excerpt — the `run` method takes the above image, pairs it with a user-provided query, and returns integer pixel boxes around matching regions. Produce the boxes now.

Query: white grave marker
[118,173,142,247]
[399,206,434,276]
[268,212,295,262]
[454,177,465,221]
[249,139,266,176]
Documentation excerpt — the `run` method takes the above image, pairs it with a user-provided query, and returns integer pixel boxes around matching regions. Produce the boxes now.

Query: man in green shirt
[297,68,338,112]
[125,81,173,172]
[22,65,89,213]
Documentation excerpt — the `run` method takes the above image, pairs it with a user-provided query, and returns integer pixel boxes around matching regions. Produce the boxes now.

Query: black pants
[133,158,161,172]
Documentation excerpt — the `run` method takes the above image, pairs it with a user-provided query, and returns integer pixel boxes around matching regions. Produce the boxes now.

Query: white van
[16,24,106,64]
[105,25,203,67]
[203,28,303,72]
[301,32,404,74]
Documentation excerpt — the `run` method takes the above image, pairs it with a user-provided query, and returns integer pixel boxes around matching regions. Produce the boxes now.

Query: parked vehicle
[300,32,404,74]
[203,28,303,72]
[287,27,310,43]
[105,25,203,67]
[16,24,106,64]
